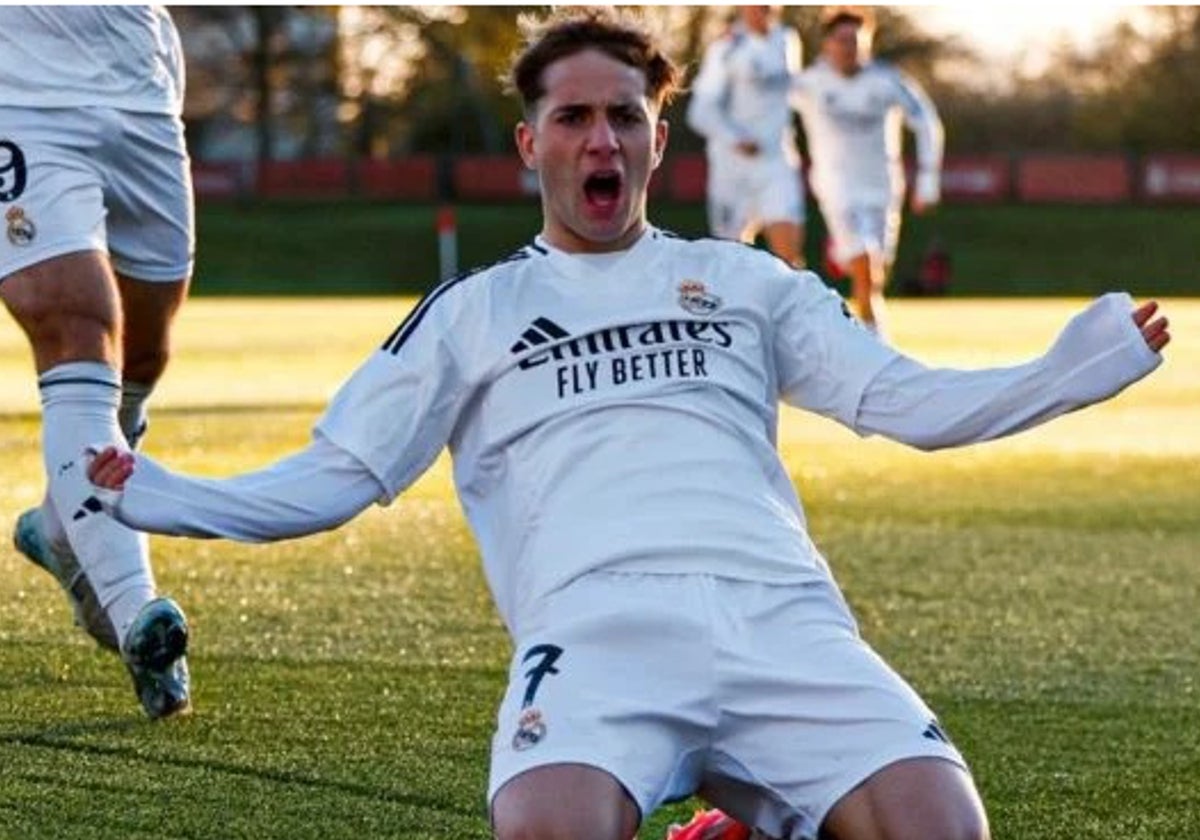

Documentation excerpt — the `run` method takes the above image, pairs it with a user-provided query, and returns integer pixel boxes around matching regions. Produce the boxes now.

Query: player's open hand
[1133,300,1170,352]
[87,446,135,491]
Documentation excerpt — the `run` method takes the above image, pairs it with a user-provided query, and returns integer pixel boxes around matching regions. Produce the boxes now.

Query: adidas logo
[72,496,104,522]
[509,317,570,354]
[922,720,952,745]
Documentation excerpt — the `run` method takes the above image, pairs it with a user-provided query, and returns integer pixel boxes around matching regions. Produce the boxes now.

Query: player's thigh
[104,112,194,285]
[821,756,988,840]
[755,159,805,228]
[1,250,121,372]
[492,763,640,840]
[489,572,717,826]
[707,157,756,241]
[701,578,969,840]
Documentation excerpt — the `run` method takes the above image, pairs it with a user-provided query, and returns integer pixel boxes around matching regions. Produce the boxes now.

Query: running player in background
[791,6,943,337]
[686,6,807,268]
[0,6,192,719]
[83,7,1168,838]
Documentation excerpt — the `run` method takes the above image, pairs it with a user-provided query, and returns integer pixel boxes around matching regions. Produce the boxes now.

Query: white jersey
[687,23,803,166]
[317,230,896,632]
[792,59,942,208]
[0,6,184,115]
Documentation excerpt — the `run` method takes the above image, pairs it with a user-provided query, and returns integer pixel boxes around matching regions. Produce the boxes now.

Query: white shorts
[706,153,805,241]
[488,571,965,840]
[0,105,194,284]
[822,201,902,267]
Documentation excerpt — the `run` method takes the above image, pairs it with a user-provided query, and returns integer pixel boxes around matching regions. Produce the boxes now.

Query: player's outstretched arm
[85,436,385,542]
[856,293,1169,450]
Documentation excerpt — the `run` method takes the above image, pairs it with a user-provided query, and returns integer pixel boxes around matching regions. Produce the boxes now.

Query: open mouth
[583,170,623,212]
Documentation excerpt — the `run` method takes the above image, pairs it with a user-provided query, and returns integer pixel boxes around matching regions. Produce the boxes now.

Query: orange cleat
[666,809,753,840]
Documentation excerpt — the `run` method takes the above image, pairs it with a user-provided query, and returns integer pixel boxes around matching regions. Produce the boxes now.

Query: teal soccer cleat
[13,507,120,651]
[122,596,191,720]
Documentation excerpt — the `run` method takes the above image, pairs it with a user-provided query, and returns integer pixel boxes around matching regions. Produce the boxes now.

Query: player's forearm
[103,437,384,541]
[857,293,1161,449]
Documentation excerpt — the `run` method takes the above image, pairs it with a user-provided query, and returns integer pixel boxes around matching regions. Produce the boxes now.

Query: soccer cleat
[667,809,753,840]
[13,507,120,651]
[122,596,191,720]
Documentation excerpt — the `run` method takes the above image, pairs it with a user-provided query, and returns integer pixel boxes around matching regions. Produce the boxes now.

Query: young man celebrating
[85,7,1169,838]
[687,6,807,267]
[791,6,944,337]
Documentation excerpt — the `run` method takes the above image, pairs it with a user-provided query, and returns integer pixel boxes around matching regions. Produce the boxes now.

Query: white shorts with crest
[0,105,193,283]
[487,571,965,839]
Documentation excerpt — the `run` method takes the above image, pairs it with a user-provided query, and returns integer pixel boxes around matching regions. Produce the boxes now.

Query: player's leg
[697,577,985,840]
[116,274,189,448]
[758,159,807,269]
[819,757,987,840]
[106,104,193,451]
[2,105,188,718]
[761,221,804,269]
[706,155,756,244]
[825,205,887,335]
[492,764,641,840]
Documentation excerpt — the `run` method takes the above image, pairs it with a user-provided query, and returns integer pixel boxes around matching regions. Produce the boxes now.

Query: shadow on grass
[0,719,475,819]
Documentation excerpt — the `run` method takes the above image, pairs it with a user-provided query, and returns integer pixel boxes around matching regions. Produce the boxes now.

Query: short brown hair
[507,7,681,116]
[820,5,876,37]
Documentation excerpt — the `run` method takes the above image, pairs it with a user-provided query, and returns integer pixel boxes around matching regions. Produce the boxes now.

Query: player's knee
[492,808,630,840]
[491,765,638,840]
[122,345,171,385]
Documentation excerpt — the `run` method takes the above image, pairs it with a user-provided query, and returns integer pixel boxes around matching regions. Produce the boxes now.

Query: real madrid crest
[5,206,36,247]
[512,707,547,751]
[678,280,721,316]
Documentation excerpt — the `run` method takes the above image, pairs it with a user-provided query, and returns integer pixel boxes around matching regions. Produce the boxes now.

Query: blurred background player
[791,6,943,336]
[687,6,807,268]
[0,6,193,719]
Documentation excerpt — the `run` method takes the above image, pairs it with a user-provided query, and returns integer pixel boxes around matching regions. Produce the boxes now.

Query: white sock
[119,380,154,450]
[38,381,156,551]
[39,361,156,645]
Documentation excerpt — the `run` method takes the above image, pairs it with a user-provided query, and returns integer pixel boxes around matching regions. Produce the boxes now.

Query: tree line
[171,5,1200,163]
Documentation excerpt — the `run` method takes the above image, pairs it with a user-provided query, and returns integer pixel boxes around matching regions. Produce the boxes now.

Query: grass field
[192,201,1200,299]
[1,298,1198,839]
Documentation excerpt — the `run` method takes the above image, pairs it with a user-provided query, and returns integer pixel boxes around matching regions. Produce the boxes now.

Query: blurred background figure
[687,6,807,268]
[792,6,944,336]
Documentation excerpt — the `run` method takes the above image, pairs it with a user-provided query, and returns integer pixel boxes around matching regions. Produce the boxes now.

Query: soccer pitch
[1,297,1198,839]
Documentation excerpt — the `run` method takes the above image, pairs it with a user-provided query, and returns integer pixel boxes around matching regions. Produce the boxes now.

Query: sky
[916,4,1144,60]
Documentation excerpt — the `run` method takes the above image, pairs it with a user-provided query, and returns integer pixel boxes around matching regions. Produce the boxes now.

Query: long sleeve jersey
[105,230,1160,636]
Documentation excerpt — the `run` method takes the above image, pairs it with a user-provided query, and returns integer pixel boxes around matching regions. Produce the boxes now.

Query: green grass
[2,298,1199,838]
[193,201,1200,298]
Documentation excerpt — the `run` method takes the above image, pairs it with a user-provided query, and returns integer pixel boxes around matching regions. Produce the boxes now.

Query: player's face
[824,21,865,75]
[739,6,772,34]
[516,48,668,254]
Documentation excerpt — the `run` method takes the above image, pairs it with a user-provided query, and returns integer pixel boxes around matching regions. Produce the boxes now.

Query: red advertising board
[257,159,350,198]
[1017,155,1132,203]
[454,156,537,200]
[668,153,707,202]
[1141,154,1200,203]
[356,157,437,200]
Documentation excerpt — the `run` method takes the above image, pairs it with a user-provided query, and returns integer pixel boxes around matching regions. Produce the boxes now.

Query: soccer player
[84,7,1169,838]
[0,6,192,719]
[791,6,944,336]
[686,6,807,267]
